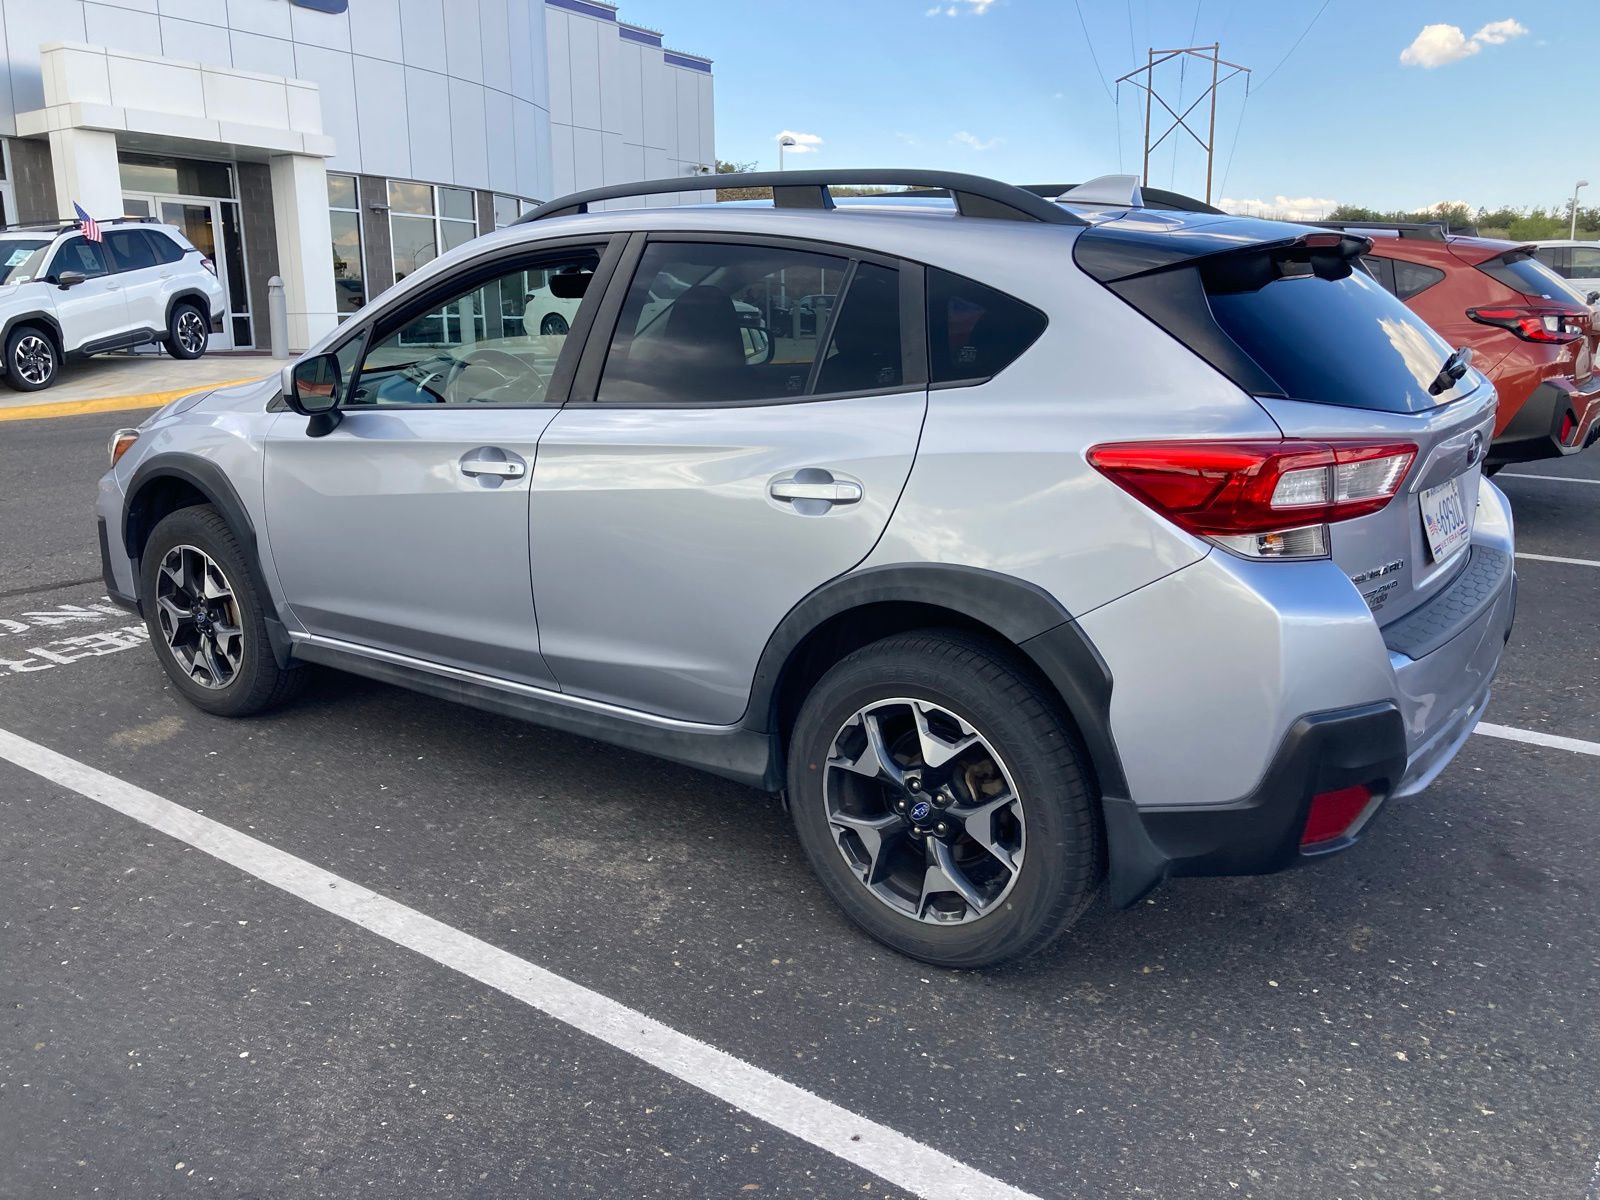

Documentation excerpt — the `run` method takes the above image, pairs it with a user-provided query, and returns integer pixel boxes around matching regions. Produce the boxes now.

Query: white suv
[0,219,227,392]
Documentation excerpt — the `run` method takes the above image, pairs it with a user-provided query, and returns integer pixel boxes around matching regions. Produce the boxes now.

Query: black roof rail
[1308,219,1475,241]
[517,170,1086,226]
[1,214,162,234]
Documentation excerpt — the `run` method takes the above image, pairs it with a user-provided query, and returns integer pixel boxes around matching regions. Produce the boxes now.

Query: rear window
[926,267,1047,385]
[1477,249,1585,303]
[1207,266,1473,411]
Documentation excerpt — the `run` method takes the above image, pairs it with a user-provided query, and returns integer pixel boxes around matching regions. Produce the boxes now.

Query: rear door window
[926,267,1047,384]
[1359,255,1396,294]
[146,231,186,265]
[105,229,157,273]
[815,262,902,394]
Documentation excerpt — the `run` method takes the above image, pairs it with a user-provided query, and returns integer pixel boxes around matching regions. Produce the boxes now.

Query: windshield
[0,239,50,285]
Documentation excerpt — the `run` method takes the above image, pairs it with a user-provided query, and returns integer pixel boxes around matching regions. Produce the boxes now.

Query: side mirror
[56,270,87,290]
[1587,291,1599,305]
[286,352,344,436]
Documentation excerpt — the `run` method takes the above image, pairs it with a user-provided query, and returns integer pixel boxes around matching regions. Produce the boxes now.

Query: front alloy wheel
[826,697,1025,924]
[154,544,244,689]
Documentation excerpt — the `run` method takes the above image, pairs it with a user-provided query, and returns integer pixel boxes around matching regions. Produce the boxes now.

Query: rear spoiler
[1077,223,1371,285]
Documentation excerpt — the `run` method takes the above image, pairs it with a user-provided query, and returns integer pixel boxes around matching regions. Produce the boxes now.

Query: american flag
[73,202,102,243]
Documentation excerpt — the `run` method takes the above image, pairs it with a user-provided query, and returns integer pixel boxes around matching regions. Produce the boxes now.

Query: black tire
[166,302,209,360]
[3,324,59,392]
[787,630,1102,968]
[139,505,306,717]
[539,312,569,336]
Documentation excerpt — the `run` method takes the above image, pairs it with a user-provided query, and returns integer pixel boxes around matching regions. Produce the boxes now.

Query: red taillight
[1467,305,1584,344]
[1086,439,1417,544]
[202,256,217,276]
[1301,784,1374,847]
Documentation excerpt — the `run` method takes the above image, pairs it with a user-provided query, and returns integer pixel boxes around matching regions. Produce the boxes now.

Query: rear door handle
[461,458,525,478]
[768,469,863,509]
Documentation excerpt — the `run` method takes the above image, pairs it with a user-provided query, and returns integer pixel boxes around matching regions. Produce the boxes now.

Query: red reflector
[1301,785,1373,847]
[1560,411,1576,444]
[1086,439,1416,537]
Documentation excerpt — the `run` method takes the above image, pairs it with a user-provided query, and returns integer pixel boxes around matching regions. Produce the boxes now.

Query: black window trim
[569,229,929,411]
[313,233,625,413]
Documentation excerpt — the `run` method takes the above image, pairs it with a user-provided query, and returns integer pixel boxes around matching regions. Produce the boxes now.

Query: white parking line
[1474,722,1600,757]
[1498,472,1600,486]
[0,726,1037,1200]
[1514,551,1600,568]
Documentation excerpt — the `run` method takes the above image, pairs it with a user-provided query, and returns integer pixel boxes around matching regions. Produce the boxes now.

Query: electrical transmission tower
[1116,44,1250,205]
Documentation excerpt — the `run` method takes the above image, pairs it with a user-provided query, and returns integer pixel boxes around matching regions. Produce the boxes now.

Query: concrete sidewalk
[0,350,276,422]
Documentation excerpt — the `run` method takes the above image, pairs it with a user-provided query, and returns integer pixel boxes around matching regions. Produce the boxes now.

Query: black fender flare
[1,310,66,362]
[741,562,1131,804]
[123,453,294,668]
[164,289,212,333]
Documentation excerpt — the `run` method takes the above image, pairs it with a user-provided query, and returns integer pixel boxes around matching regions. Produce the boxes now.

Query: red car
[1323,222,1600,470]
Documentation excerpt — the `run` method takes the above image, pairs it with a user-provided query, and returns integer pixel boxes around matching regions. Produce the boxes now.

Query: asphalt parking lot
[1,411,1598,1199]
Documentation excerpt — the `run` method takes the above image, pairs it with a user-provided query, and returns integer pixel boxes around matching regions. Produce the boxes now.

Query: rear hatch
[1457,241,1596,386]
[1076,211,1496,627]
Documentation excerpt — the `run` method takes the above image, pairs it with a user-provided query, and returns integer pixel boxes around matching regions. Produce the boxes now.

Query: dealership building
[0,0,715,350]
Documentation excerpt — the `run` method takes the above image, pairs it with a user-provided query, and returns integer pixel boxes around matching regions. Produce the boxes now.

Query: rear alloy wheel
[789,631,1102,968]
[168,303,209,359]
[4,326,58,392]
[540,312,570,336]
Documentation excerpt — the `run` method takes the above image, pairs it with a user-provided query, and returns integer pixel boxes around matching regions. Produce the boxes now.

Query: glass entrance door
[121,190,253,350]
[158,199,234,351]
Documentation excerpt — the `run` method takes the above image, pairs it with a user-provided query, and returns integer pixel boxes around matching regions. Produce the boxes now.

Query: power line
[1070,0,1120,170]
[1217,77,1251,200]
[1255,0,1334,92]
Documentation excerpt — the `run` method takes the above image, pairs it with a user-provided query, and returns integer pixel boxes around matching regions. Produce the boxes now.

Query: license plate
[1420,474,1472,562]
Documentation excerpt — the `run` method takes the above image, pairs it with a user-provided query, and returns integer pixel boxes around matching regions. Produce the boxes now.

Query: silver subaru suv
[96,171,1517,967]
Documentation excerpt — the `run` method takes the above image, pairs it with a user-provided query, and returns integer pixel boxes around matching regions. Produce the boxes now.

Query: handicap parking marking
[0,597,148,678]
[0,723,1038,1200]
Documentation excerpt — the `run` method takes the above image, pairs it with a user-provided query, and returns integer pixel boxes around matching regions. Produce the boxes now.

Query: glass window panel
[388,181,434,216]
[598,241,849,405]
[122,197,151,218]
[390,213,437,281]
[351,249,601,407]
[441,219,476,253]
[105,229,158,272]
[117,153,233,198]
[221,202,249,319]
[51,237,109,278]
[327,173,358,210]
[1569,247,1600,276]
[926,267,1048,385]
[330,210,365,313]
[815,262,902,394]
[232,315,252,346]
[439,186,475,221]
[493,194,519,228]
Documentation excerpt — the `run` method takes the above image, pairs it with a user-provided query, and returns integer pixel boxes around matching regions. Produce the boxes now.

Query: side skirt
[290,635,780,792]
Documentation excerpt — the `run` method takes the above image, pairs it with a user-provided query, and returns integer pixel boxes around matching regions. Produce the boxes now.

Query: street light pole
[779,135,796,171]
[1571,179,1589,240]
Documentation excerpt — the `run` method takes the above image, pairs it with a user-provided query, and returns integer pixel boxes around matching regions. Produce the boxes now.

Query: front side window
[1569,247,1600,279]
[597,241,854,404]
[350,247,602,407]
[51,237,109,278]
[105,229,157,272]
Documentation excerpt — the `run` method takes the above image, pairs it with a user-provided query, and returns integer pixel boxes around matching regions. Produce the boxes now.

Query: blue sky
[615,1,1594,217]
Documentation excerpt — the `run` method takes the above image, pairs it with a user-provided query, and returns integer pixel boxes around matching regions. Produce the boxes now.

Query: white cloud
[1219,195,1341,222]
[1400,18,1527,68]
[926,0,994,16]
[775,130,822,155]
[951,130,1001,151]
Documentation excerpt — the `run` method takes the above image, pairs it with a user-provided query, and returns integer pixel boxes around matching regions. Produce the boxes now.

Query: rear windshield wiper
[1428,346,1474,395]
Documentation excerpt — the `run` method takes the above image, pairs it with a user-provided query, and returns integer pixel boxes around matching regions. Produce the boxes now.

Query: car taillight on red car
[1466,304,1585,344]
[1086,438,1417,560]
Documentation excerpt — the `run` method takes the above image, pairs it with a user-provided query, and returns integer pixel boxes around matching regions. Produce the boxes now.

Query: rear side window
[1207,264,1471,411]
[1569,247,1600,279]
[926,267,1047,384]
[105,230,157,273]
[146,231,185,265]
[1477,249,1584,302]
[597,241,851,405]
[1391,260,1444,300]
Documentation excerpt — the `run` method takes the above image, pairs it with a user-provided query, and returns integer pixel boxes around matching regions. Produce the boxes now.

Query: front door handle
[768,469,863,511]
[461,458,525,478]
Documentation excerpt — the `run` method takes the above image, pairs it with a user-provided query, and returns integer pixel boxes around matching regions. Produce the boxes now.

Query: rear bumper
[1488,376,1600,464]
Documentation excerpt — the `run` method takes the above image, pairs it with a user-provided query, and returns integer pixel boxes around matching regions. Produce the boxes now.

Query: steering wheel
[442,347,550,404]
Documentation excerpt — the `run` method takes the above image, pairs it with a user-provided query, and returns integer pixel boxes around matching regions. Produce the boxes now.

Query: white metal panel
[565,11,601,131]
[353,53,410,179]
[404,65,452,183]
[289,1,350,53]
[346,0,403,63]
[228,29,296,78]
[596,18,624,136]
[448,76,490,191]
[397,0,446,73]
[672,69,698,169]
[641,144,670,205]
[292,43,358,171]
[506,0,534,101]
[696,71,714,166]
[4,0,86,115]
[479,0,511,94]
[640,47,671,151]
[84,3,164,57]
[484,91,516,194]
[0,5,12,137]
[545,7,572,124]
[572,125,603,192]
[158,17,232,67]
[549,116,575,197]
[613,40,643,147]
[224,0,290,40]
[443,0,482,83]
[527,0,549,111]
[98,0,160,12]
[530,99,552,199]
[157,0,224,28]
